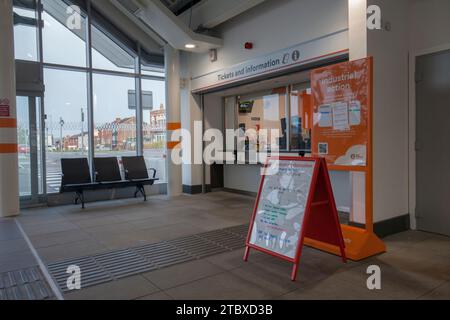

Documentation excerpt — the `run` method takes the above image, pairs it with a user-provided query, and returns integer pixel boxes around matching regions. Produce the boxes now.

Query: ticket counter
[201,69,353,222]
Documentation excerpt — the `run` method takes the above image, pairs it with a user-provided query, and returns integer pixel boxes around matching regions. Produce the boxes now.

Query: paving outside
[1,191,450,300]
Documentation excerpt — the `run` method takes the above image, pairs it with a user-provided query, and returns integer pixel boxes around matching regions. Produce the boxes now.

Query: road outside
[18,149,166,196]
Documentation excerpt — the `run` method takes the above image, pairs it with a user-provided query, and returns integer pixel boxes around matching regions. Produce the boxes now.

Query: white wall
[203,94,224,185]
[366,0,450,224]
[408,0,450,52]
[180,52,203,187]
[189,0,349,78]
[181,0,352,211]
[224,164,351,210]
[224,165,262,193]
[368,0,410,222]
[181,0,450,228]
[0,0,20,217]
[407,0,450,228]
[182,0,349,191]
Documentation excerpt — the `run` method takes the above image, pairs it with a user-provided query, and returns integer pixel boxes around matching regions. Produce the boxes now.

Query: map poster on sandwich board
[311,57,372,167]
[244,157,346,281]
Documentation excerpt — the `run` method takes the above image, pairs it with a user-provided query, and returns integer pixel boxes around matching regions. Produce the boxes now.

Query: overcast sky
[14,7,166,136]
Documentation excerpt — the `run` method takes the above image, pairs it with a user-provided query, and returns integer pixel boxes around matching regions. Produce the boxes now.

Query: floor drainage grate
[47,256,112,289]
[47,224,249,293]
[0,266,54,300]
[167,236,229,259]
[136,241,197,268]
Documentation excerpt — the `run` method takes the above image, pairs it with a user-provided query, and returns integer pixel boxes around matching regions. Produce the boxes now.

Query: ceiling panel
[160,0,202,16]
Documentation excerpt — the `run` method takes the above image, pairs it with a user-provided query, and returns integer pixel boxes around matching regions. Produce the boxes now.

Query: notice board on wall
[245,157,346,281]
[311,57,372,167]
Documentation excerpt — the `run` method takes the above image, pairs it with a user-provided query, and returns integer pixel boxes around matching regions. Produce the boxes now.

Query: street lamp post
[59,117,64,153]
[81,108,85,157]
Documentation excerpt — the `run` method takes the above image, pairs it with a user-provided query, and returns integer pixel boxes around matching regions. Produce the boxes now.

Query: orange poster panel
[311,57,372,167]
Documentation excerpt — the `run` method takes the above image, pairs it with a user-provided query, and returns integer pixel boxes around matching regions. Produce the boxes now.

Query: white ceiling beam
[179,0,267,30]
[133,0,222,52]
[93,0,166,52]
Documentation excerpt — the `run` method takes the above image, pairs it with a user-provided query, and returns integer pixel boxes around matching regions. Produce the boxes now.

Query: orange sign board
[311,57,372,167]
[0,105,10,117]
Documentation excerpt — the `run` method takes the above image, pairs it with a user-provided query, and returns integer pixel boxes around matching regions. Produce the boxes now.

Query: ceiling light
[185,44,196,49]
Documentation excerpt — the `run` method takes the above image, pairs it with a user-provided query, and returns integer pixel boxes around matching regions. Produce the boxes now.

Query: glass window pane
[17,96,43,197]
[141,67,165,78]
[13,3,38,61]
[36,97,44,195]
[92,25,136,73]
[42,0,87,67]
[290,84,312,153]
[43,68,88,193]
[141,51,164,77]
[236,88,287,152]
[17,96,31,196]
[142,79,166,183]
[93,74,137,160]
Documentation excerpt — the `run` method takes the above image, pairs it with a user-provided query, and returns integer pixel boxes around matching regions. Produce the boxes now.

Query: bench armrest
[149,168,157,179]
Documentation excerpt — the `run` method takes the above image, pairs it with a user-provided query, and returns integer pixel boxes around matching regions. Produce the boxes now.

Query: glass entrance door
[16,95,44,204]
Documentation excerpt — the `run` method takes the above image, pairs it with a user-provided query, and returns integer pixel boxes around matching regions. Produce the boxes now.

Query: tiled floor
[0,219,55,300]
[0,220,37,274]
[17,192,253,262]
[8,191,450,300]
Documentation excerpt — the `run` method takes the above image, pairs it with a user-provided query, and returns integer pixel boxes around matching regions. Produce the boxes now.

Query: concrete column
[367,0,409,224]
[348,0,368,225]
[349,0,368,60]
[0,0,20,217]
[165,44,183,197]
[179,52,203,193]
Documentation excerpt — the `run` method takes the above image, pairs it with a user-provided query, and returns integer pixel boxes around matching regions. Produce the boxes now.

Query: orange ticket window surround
[300,91,312,130]
[307,57,385,261]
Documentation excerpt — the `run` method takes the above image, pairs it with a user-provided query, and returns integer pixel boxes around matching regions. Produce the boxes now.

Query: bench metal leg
[134,185,147,201]
[142,186,147,201]
[75,190,86,209]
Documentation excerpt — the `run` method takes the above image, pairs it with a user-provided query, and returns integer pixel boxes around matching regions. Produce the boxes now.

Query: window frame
[235,87,289,153]
[288,81,312,153]
[230,81,313,156]
[15,0,166,195]
[41,0,89,67]
[13,0,40,62]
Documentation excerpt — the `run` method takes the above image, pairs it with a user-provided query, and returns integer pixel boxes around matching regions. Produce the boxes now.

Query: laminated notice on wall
[349,100,361,126]
[318,105,332,128]
[332,102,349,131]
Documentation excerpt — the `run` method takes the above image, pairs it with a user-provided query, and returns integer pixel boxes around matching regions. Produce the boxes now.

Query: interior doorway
[210,163,224,189]
[16,95,45,205]
[416,49,450,236]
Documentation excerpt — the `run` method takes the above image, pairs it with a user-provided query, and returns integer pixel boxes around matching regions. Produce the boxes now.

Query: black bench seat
[61,182,99,192]
[59,158,99,208]
[122,156,158,200]
[60,156,158,208]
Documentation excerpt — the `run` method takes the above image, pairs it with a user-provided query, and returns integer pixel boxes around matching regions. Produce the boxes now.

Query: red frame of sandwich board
[243,156,347,281]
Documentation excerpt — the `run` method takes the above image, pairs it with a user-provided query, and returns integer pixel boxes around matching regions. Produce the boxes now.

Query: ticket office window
[289,83,312,154]
[234,84,312,154]
[236,88,287,152]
